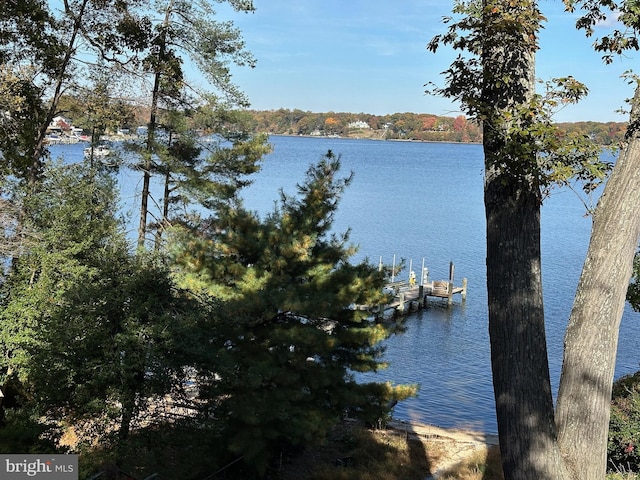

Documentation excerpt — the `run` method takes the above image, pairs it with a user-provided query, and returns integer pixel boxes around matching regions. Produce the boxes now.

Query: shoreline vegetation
[240,109,627,145]
[58,105,626,146]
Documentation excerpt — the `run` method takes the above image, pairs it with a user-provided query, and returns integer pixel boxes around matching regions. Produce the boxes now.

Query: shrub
[608,371,640,472]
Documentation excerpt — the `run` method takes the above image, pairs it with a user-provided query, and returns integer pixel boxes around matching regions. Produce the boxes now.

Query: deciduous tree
[0,0,153,186]
[428,0,639,477]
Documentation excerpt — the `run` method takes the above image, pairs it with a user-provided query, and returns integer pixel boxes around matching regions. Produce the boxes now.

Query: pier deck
[375,260,467,318]
[383,279,467,313]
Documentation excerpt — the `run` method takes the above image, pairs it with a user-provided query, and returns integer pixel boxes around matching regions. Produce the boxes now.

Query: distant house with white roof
[347,120,371,130]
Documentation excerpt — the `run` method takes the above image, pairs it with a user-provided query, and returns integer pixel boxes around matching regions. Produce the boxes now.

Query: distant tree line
[244,109,484,142]
[241,109,627,145]
[556,121,627,146]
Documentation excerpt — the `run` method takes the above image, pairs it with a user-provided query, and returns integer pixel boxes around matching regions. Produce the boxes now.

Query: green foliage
[0,0,64,74]
[130,0,263,247]
[0,162,123,385]
[0,3,407,477]
[2,0,260,246]
[565,0,640,65]
[0,161,206,449]
[427,0,609,201]
[0,161,123,448]
[161,114,271,211]
[131,103,271,246]
[1,6,418,476]
[170,151,416,476]
[608,372,640,472]
[26,251,203,440]
[0,0,155,184]
[0,407,60,454]
[0,67,50,183]
[627,251,640,311]
[141,0,256,107]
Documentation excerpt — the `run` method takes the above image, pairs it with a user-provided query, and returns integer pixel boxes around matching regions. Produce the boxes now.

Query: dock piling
[378,258,467,315]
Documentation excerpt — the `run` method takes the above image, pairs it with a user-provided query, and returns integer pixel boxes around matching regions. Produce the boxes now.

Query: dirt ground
[387,420,500,479]
[274,419,501,480]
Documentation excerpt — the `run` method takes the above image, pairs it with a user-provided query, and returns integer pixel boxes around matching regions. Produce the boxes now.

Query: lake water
[50,136,640,435]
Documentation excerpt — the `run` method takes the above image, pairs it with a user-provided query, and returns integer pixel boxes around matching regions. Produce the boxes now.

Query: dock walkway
[379,260,467,317]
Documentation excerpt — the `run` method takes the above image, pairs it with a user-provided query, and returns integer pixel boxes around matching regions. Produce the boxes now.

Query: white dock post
[418,257,425,308]
[391,254,396,283]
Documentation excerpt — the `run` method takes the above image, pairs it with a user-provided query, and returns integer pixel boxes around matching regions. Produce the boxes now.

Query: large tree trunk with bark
[486,82,640,478]
[485,172,574,479]
[481,0,575,476]
[443,0,640,476]
[555,85,640,479]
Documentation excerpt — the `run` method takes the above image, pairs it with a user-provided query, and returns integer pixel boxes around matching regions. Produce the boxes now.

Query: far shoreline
[267,132,483,146]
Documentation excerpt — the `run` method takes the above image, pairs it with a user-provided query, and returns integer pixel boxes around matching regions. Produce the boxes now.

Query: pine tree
[169,151,416,476]
[147,106,271,248]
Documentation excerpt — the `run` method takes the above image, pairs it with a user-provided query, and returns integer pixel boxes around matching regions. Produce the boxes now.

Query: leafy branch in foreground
[427,0,608,202]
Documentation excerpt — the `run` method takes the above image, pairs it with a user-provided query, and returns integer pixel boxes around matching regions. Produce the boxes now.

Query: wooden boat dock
[378,260,467,318]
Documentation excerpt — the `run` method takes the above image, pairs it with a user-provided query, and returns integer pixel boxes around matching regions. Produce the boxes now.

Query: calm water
[242,136,640,435]
[51,136,640,435]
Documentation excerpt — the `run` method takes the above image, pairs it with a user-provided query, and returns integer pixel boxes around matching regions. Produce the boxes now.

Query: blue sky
[218,0,637,123]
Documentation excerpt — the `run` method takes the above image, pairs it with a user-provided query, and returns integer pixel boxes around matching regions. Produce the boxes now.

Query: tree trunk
[137,1,174,249]
[153,168,171,250]
[481,0,575,476]
[138,155,152,249]
[485,160,575,480]
[137,76,159,248]
[555,85,640,478]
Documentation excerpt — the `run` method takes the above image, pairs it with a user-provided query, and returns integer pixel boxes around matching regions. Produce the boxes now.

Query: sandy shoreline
[388,418,499,446]
[387,419,500,479]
